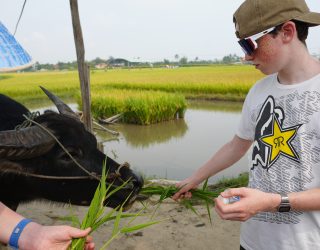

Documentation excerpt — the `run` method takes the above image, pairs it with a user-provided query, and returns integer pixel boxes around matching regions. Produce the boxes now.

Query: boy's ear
[280,21,296,43]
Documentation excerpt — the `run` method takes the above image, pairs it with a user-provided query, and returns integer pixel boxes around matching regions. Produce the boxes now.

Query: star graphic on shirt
[260,116,301,167]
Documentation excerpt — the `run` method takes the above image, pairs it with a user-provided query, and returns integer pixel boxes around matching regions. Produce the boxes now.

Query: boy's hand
[172,177,199,201]
[214,187,281,221]
[19,223,94,250]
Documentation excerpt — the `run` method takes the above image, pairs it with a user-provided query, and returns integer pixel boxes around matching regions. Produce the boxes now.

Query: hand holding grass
[18,224,94,250]
[69,162,162,250]
[172,177,200,201]
[142,173,249,224]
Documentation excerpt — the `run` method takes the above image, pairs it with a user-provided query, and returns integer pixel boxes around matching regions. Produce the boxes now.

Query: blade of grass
[112,207,123,236]
[120,219,164,233]
[70,159,163,250]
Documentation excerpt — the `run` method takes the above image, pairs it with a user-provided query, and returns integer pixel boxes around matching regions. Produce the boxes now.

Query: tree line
[24,53,320,71]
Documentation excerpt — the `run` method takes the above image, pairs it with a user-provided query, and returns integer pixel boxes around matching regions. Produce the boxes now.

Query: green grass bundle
[69,162,161,250]
[141,173,249,224]
[140,180,220,224]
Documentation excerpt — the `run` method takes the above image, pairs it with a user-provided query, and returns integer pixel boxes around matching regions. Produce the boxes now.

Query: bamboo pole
[69,0,92,132]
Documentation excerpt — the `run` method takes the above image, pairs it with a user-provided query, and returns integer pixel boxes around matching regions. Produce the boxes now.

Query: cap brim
[294,12,320,26]
[0,22,33,72]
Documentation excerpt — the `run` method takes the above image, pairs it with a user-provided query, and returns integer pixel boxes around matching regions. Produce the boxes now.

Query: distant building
[95,63,108,69]
[106,58,130,67]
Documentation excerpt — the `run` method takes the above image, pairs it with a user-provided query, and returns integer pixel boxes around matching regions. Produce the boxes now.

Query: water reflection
[98,118,188,148]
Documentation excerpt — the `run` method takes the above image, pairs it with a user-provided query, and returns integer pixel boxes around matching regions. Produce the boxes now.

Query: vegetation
[208,172,249,190]
[24,54,246,71]
[88,89,186,125]
[141,172,249,223]
[70,162,162,250]
[68,165,248,249]
[0,65,262,124]
[0,65,262,102]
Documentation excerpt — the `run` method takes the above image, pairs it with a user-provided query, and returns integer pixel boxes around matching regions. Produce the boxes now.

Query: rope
[13,0,27,36]
[21,114,131,185]
[2,168,134,191]
[22,114,100,181]
[15,111,40,130]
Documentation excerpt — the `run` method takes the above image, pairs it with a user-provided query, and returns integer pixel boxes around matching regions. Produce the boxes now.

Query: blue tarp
[0,21,32,72]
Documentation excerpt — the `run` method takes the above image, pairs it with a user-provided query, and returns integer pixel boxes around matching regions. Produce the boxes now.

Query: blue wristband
[9,218,32,249]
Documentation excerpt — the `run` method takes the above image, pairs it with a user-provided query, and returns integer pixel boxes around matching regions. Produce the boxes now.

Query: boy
[173,0,320,249]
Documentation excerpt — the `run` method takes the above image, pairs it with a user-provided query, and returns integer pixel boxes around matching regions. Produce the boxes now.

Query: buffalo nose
[132,171,144,189]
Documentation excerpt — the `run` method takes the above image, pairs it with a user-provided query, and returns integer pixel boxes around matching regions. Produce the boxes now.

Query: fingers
[221,187,246,198]
[68,227,91,239]
[215,207,247,221]
[85,242,95,250]
[172,187,192,201]
[174,191,192,200]
[86,235,93,243]
[215,202,248,221]
[172,189,184,200]
[214,192,251,222]
[172,180,198,200]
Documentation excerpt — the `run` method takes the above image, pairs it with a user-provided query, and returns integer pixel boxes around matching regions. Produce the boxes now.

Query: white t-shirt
[237,73,320,250]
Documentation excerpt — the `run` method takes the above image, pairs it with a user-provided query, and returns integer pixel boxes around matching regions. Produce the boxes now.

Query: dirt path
[17,200,240,250]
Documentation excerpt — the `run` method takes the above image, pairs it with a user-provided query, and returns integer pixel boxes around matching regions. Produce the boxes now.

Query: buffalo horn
[0,126,55,160]
[40,86,79,120]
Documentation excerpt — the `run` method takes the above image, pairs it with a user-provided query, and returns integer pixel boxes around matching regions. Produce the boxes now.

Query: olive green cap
[233,0,320,39]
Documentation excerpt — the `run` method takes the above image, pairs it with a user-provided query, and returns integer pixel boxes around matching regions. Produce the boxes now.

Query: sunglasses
[238,27,276,55]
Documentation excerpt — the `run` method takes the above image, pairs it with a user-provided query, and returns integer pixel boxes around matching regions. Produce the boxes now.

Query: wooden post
[69,0,92,132]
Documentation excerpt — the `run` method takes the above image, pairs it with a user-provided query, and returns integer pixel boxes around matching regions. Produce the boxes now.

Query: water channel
[98,100,250,183]
[33,100,250,184]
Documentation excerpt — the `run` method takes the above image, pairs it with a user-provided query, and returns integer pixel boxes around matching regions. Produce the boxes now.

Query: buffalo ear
[0,126,55,160]
[40,86,80,120]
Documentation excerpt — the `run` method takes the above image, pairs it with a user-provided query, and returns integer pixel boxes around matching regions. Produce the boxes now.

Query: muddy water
[98,101,250,183]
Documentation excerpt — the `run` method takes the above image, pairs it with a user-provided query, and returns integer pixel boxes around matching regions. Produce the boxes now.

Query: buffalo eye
[58,147,83,162]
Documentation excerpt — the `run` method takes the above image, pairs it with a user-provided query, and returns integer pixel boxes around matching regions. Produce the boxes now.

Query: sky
[1,0,320,64]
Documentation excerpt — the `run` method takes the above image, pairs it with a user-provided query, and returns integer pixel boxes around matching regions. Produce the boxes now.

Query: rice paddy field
[89,90,186,125]
[0,65,263,124]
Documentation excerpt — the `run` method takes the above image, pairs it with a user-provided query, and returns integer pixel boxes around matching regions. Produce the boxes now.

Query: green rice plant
[140,182,221,224]
[88,89,187,125]
[0,71,79,102]
[90,65,262,101]
[141,173,249,224]
[0,65,262,103]
[69,161,162,250]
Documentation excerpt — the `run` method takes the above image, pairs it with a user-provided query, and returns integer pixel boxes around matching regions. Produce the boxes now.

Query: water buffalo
[0,87,143,211]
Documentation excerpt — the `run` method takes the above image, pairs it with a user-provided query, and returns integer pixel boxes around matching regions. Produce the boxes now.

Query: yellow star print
[260,117,300,165]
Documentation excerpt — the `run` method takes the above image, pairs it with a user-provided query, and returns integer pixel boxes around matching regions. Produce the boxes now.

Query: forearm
[264,189,320,212]
[288,188,320,211]
[0,202,24,244]
[192,135,252,184]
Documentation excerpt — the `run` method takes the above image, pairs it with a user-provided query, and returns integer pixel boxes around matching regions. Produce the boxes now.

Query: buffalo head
[0,87,143,210]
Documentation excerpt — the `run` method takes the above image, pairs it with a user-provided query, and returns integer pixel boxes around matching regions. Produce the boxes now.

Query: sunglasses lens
[238,39,255,55]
